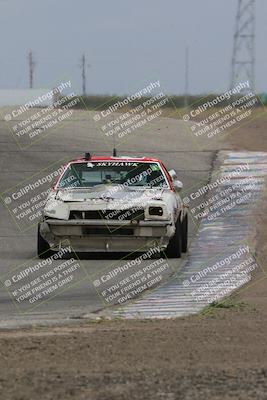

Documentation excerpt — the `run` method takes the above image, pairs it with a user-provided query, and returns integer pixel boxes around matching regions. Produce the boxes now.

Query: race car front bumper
[40,218,174,252]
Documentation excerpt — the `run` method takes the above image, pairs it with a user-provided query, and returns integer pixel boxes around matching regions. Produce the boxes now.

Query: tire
[37,223,51,258]
[165,218,182,258]
[181,214,188,253]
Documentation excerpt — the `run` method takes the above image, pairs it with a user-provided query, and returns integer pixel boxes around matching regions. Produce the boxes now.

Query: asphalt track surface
[0,109,217,328]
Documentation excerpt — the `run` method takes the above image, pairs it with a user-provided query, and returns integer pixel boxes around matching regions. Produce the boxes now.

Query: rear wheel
[181,214,188,253]
[165,218,182,258]
[37,223,51,258]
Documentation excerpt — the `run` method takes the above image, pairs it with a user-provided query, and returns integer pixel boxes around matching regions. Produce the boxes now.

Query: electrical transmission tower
[230,0,255,92]
[28,50,36,89]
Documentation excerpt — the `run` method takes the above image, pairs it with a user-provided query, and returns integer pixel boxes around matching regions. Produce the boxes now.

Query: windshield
[57,161,169,189]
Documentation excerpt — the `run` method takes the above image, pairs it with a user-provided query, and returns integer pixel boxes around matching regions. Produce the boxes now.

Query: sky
[0,0,266,95]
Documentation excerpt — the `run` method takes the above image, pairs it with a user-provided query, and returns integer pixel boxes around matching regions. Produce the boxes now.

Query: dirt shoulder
[227,113,267,316]
[1,114,267,400]
[1,311,267,400]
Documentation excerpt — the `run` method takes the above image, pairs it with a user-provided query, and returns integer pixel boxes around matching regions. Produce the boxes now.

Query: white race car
[38,153,188,258]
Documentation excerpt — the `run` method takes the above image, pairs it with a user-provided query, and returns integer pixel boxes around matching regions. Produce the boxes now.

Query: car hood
[45,185,180,221]
[55,185,167,204]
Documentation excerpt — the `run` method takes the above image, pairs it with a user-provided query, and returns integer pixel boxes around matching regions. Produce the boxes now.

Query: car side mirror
[168,169,177,180]
[172,179,183,191]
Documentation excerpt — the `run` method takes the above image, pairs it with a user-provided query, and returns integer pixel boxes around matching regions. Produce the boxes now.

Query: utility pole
[28,50,35,89]
[79,54,91,96]
[230,0,255,92]
[81,53,86,96]
[184,47,189,108]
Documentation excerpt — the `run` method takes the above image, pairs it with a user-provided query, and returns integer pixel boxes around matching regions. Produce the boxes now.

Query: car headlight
[149,206,163,216]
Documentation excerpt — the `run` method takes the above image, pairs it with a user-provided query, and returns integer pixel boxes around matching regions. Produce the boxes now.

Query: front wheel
[37,223,51,258]
[165,219,182,258]
[181,214,188,253]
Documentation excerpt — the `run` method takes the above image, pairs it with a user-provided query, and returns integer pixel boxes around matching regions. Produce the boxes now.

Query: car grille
[69,209,145,221]
[82,227,133,235]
